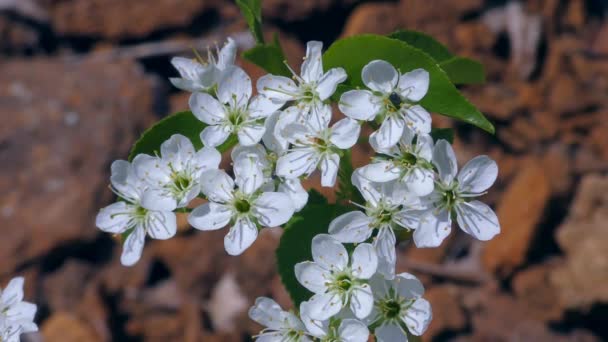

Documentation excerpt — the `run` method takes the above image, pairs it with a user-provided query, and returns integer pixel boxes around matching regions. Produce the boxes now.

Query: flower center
[234,198,251,213]
[442,188,459,209]
[227,108,246,127]
[381,299,403,319]
[399,151,418,167]
[336,274,353,291]
[134,205,148,218]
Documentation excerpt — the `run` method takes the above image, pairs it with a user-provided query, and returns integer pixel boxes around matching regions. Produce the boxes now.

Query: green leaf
[439,57,485,84]
[128,110,236,161]
[388,30,485,85]
[430,127,455,144]
[242,43,291,77]
[276,192,349,306]
[323,35,494,134]
[236,0,264,44]
[388,30,453,62]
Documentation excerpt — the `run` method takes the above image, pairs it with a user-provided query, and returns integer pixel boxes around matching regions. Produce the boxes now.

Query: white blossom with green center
[295,235,378,321]
[132,134,220,212]
[360,128,436,197]
[339,59,432,149]
[169,37,236,93]
[0,277,37,342]
[188,156,295,255]
[414,140,500,247]
[190,66,282,147]
[257,41,347,125]
[275,106,361,187]
[96,160,177,266]
[367,273,431,342]
[299,301,369,342]
[249,297,312,341]
[329,171,426,279]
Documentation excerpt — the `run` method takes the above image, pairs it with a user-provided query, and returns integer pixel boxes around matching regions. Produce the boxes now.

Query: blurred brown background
[1,0,607,341]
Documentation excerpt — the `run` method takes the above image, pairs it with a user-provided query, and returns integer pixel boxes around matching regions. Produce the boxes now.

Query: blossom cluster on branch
[90,37,501,341]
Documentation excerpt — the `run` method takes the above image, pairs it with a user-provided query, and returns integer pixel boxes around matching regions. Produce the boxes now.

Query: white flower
[257,41,347,123]
[339,60,431,148]
[329,171,425,279]
[368,273,432,342]
[295,235,378,320]
[170,37,236,92]
[360,128,435,197]
[275,106,361,187]
[133,134,221,211]
[0,277,37,342]
[96,160,177,266]
[299,302,369,342]
[190,66,281,147]
[188,160,295,255]
[249,297,312,341]
[231,143,309,212]
[414,140,500,247]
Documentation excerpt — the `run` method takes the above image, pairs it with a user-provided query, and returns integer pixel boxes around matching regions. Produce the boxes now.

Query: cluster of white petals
[0,277,37,342]
[94,36,501,342]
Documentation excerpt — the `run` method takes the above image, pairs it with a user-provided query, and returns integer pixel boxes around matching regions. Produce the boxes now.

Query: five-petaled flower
[0,277,37,342]
[339,60,432,149]
[249,297,312,341]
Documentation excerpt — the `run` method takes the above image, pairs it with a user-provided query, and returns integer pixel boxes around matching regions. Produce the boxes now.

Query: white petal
[121,227,145,266]
[404,167,435,196]
[371,116,404,149]
[358,161,400,183]
[375,323,407,342]
[457,156,498,194]
[189,92,226,125]
[263,111,289,154]
[394,272,425,299]
[217,66,252,107]
[328,211,374,243]
[316,68,347,100]
[403,105,432,134]
[110,160,144,201]
[351,169,382,207]
[351,243,378,279]
[200,125,231,147]
[320,153,340,187]
[339,90,381,121]
[415,133,434,161]
[374,227,397,280]
[311,234,348,271]
[224,217,258,255]
[232,144,269,167]
[5,302,36,323]
[1,277,24,307]
[361,60,398,93]
[275,148,319,179]
[338,319,369,342]
[257,74,298,103]
[403,298,432,336]
[237,122,266,146]
[140,188,177,211]
[301,41,324,83]
[393,208,425,230]
[433,139,458,185]
[398,68,429,102]
[193,146,222,173]
[248,297,285,331]
[145,211,177,240]
[305,293,342,321]
[169,77,201,92]
[455,201,500,241]
[330,118,360,149]
[171,57,205,80]
[160,134,195,165]
[305,103,332,134]
[350,284,374,319]
[294,262,330,294]
[278,179,308,212]
[188,202,232,231]
[132,154,170,185]
[217,37,237,70]
[200,169,235,203]
[414,209,452,248]
[96,202,132,234]
[253,192,295,227]
[234,152,265,194]
[249,95,282,119]
[299,301,329,337]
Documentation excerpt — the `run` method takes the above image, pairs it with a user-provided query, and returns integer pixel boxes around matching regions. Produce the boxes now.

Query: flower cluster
[0,277,37,342]
[94,37,501,341]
